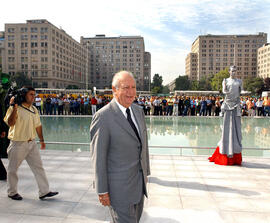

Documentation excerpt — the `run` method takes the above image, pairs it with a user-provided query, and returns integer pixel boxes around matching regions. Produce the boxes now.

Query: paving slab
[0,151,270,223]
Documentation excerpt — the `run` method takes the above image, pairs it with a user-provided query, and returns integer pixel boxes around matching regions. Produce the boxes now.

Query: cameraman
[4,86,58,200]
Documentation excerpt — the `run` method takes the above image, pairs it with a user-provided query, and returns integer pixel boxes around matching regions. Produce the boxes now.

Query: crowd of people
[35,94,270,117]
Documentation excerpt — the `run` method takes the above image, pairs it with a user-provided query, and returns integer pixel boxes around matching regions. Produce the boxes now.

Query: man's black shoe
[8,193,23,200]
[39,191,59,200]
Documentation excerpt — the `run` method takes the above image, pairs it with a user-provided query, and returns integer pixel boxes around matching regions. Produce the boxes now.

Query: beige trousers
[7,140,50,197]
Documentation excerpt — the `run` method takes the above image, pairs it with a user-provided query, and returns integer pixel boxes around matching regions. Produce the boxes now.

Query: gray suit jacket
[90,98,150,207]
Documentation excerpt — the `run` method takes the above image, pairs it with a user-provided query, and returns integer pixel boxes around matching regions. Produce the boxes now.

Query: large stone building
[143,52,151,91]
[0,31,5,72]
[185,33,267,81]
[257,43,270,79]
[3,19,87,88]
[81,35,150,91]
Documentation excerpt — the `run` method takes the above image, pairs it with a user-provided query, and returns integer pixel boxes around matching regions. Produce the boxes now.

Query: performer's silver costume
[219,66,242,157]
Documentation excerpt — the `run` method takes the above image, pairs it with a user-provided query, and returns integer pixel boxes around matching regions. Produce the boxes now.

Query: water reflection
[41,117,270,156]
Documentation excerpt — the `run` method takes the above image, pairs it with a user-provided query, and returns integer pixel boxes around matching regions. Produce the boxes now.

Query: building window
[40,27,48,33]
[8,64,15,69]
[8,35,15,41]
[31,50,38,54]
[8,57,15,62]
[31,42,38,48]
[31,27,38,33]
[21,35,28,40]
[20,27,27,33]
[42,82,48,88]
[41,35,48,40]
[8,50,15,55]
[8,28,15,33]
[8,42,15,48]
[41,42,48,47]
[21,49,28,55]
[31,35,38,40]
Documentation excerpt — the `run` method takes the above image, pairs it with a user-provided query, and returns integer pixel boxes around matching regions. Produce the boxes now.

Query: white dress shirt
[115,99,140,135]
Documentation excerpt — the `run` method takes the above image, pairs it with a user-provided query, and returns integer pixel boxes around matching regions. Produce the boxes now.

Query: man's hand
[40,142,46,150]
[0,132,6,138]
[98,193,111,206]
[10,97,18,109]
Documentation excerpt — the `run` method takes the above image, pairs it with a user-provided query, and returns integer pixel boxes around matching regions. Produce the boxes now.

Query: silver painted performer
[209,65,243,165]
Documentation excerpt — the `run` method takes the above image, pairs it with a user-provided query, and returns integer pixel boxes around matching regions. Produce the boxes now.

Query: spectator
[190,97,196,116]
[45,96,52,115]
[91,96,97,115]
[246,97,255,117]
[178,96,184,116]
[51,96,58,115]
[63,97,70,115]
[161,97,168,116]
[200,97,207,116]
[35,94,42,114]
[183,96,190,116]
[206,97,212,116]
[263,96,270,116]
[173,96,179,116]
[84,96,89,115]
[256,98,263,116]
[215,97,221,116]
[57,97,64,115]
[167,97,174,116]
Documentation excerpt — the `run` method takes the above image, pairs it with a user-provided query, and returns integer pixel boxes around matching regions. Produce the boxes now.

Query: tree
[243,77,264,95]
[190,80,199,90]
[264,77,270,91]
[211,68,230,92]
[9,72,32,88]
[197,76,212,91]
[151,86,162,94]
[151,73,163,94]
[162,86,170,94]
[174,75,190,90]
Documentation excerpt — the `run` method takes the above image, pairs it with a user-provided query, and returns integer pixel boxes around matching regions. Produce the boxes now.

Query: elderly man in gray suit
[90,70,150,223]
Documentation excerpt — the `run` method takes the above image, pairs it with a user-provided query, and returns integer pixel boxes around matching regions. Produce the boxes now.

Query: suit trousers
[109,193,144,223]
[7,140,50,197]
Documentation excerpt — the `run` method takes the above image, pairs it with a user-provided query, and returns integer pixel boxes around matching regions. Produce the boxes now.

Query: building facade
[0,31,5,72]
[81,35,150,91]
[185,53,197,81]
[3,19,87,88]
[143,52,151,91]
[257,43,270,79]
[185,33,267,80]
[167,79,176,92]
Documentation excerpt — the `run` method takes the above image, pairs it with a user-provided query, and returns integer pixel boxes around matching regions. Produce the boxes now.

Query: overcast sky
[1,0,270,84]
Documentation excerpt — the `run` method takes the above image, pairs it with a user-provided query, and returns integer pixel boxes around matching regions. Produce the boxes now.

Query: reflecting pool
[41,116,270,157]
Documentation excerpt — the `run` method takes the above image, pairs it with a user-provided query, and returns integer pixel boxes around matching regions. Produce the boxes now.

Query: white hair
[112,71,135,89]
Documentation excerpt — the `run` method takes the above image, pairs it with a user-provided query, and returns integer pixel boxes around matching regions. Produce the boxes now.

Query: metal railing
[38,141,270,156]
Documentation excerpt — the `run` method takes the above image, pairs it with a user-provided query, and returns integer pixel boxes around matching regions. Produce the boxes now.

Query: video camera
[5,86,28,107]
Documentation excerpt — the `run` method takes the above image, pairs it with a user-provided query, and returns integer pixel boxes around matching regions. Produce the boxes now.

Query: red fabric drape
[208,146,242,165]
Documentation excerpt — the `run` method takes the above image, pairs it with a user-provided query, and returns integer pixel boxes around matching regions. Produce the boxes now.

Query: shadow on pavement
[149,176,260,197]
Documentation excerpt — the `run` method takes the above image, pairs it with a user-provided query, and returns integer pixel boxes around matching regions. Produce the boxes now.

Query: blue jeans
[264,106,270,116]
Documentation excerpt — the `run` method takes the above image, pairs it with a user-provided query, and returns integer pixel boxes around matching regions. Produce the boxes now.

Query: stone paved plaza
[1,150,270,223]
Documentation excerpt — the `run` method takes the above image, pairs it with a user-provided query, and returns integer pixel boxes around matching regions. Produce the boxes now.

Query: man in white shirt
[35,95,42,114]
